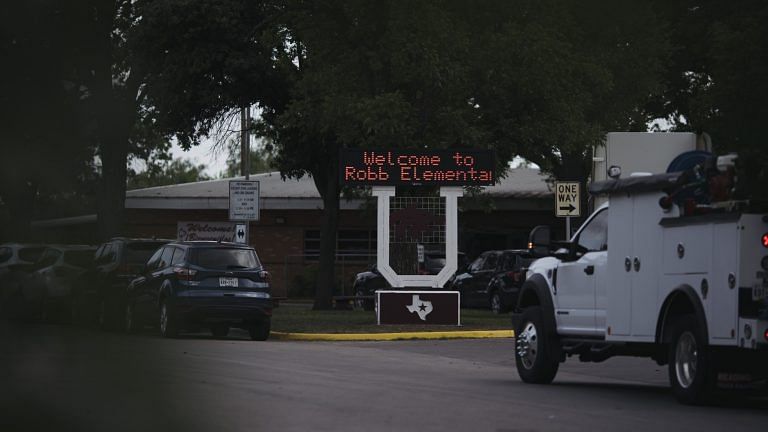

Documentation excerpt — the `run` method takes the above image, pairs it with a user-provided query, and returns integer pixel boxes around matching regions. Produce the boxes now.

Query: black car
[449,249,532,313]
[351,252,467,311]
[125,241,272,340]
[71,237,172,328]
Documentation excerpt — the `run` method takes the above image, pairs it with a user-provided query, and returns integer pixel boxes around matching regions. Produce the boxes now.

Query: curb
[270,329,515,342]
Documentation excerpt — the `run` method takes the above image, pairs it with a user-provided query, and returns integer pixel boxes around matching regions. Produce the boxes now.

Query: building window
[303,229,376,261]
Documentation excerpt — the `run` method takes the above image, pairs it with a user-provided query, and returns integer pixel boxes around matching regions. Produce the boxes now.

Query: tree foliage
[220,139,277,178]
[651,0,768,197]
[128,158,211,190]
[0,2,99,238]
[0,1,172,240]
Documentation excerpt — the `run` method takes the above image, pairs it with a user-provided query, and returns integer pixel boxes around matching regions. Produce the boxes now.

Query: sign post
[554,181,581,239]
[229,180,260,246]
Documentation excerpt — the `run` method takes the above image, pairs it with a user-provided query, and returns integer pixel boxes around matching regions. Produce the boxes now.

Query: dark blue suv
[125,241,272,340]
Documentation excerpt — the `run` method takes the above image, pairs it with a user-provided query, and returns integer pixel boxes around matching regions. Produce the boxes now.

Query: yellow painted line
[271,329,514,342]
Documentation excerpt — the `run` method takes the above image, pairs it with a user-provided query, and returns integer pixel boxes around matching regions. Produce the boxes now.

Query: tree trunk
[92,0,133,241]
[98,123,130,240]
[312,162,340,310]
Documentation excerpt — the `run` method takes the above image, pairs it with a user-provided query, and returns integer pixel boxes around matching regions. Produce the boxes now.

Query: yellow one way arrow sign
[555,181,581,218]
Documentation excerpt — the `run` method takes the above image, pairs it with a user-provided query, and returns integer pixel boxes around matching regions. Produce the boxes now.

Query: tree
[83,0,157,240]
[0,2,99,240]
[268,0,486,308]
[128,158,211,190]
[1,1,172,241]
[470,0,670,181]
[220,139,277,178]
[649,0,768,199]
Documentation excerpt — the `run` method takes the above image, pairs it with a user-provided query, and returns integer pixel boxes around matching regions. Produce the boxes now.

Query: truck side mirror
[528,225,551,257]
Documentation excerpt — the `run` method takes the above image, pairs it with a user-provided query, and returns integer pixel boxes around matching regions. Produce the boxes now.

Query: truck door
[554,209,608,337]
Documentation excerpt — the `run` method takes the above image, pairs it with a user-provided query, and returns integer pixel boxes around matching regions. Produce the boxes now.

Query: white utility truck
[512,133,768,404]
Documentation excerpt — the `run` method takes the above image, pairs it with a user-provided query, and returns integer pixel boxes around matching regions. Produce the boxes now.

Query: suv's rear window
[18,247,45,262]
[63,250,95,268]
[191,248,261,270]
[125,242,167,265]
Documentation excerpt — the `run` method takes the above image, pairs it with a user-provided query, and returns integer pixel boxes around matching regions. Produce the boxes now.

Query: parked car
[18,245,96,321]
[351,251,467,311]
[0,243,46,317]
[449,249,533,313]
[125,241,272,340]
[71,237,172,328]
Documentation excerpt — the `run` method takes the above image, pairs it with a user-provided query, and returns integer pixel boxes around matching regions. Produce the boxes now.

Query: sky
[169,137,229,177]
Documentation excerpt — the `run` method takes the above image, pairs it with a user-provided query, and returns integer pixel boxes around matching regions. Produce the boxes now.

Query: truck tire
[668,314,715,404]
[515,306,560,384]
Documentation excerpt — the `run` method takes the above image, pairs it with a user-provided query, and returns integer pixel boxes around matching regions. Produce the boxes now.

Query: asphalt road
[1,322,766,432]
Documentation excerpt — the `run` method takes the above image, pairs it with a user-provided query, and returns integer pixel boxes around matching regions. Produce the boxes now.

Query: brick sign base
[377,290,460,325]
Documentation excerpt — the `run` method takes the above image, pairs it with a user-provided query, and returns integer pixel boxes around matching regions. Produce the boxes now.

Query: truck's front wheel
[515,306,559,384]
[668,314,715,404]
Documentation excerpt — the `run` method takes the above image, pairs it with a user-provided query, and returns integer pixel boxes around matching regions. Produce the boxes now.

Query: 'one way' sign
[555,181,581,218]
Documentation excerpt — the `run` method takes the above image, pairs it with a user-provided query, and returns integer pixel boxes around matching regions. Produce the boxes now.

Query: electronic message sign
[340,149,495,186]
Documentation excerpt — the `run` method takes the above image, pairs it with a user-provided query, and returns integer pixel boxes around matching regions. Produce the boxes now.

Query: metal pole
[566,216,571,241]
[240,106,250,180]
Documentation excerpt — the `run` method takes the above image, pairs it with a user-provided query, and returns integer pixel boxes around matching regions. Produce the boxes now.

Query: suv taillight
[173,266,197,281]
[258,270,270,281]
[506,271,522,282]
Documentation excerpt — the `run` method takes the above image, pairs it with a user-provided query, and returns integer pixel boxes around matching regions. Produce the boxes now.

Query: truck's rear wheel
[668,314,715,404]
[515,306,559,384]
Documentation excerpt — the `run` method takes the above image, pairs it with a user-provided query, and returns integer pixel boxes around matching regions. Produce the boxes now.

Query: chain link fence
[281,253,377,299]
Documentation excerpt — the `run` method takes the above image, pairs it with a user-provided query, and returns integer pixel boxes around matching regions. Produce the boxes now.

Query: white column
[435,187,463,287]
[371,187,400,287]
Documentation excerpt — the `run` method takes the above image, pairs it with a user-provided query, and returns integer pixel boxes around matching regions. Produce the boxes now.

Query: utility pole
[240,106,250,180]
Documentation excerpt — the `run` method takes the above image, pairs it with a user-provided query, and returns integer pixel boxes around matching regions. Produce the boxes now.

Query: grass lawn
[271,302,513,334]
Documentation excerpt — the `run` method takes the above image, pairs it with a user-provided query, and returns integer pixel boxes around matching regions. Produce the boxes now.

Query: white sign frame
[229,180,260,221]
[372,186,462,288]
[555,181,581,218]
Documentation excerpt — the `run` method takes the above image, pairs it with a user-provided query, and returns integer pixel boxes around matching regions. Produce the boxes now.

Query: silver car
[18,245,96,321]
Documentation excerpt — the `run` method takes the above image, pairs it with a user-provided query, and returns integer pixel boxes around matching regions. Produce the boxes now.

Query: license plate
[753,282,768,301]
[219,277,239,288]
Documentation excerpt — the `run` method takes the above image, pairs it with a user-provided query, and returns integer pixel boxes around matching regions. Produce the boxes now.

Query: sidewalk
[271,329,514,341]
